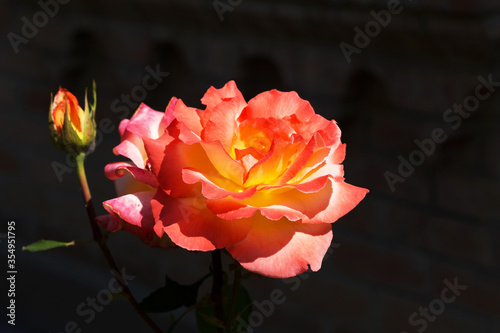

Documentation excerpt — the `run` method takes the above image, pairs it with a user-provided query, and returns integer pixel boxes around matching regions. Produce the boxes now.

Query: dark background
[1,0,499,332]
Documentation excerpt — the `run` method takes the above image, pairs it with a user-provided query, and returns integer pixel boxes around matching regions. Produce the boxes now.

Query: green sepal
[81,81,97,154]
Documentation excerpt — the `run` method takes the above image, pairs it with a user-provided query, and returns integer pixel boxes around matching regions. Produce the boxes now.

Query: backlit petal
[239,90,315,122]
[227,213,333,278]
[151,189,252,251]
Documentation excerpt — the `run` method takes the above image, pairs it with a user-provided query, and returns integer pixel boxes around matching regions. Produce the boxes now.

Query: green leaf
[140,274,208,313]
[196,284,252,333]
[22,239,75,252]
[197,311,225,330]
[169,313,176,326]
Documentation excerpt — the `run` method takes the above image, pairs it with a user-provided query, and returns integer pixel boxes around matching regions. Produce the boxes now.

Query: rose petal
[301,180,369,224]
[173,99,203,143]
[113,171,153,198]
[299,162,344,184]
[227,212,333,278]
[114,132,146,168]
[99,190,175,248]
[182,168,256,200]
[239,90,315,122]
[102,191,156,230]
[206,176,331,221]
[276,133,319,185]
[52,89,84,134]
[201,141,246,186]
[289,145,332,184]
[203,100,240,153]
[328,143,346,164]
[143,135,197,197]
[287,114,341,146]
[316,119,342,147]
[151,189,252,251]
[104,162,159,188]
[201,80,247,119]
[206,198,299,221]
[145,137,242,197]
[233,118,295,157]
[126,103,166,140]
[239,152,260,171]
[114,103,172,168]
[99,190,174,248]
[244,139,305,187]
[162,97,177,131]
[118,118,130,137]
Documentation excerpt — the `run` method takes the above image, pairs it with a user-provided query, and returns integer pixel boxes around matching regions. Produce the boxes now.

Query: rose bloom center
[233,121,273,156]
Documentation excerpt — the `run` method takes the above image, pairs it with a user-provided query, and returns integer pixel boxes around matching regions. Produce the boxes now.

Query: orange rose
[49,85,96,156]
[100,81,368,278]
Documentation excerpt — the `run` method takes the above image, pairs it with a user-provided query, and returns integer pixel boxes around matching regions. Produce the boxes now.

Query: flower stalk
[75,154,163,333]
[211,249,224,333]
[226,264,242,327]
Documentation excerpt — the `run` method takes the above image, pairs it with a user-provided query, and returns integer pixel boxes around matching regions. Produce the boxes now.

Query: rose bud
[49,82,96,157]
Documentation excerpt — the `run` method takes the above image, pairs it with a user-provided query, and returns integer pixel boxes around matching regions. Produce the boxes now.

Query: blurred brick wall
[1,0,499,332]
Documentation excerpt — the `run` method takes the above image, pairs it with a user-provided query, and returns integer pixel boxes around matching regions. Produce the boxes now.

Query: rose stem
[211,249,224,333]
[226,264,241,327]
[75,153,163,333]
